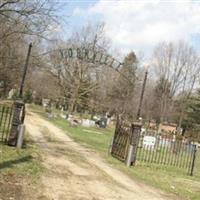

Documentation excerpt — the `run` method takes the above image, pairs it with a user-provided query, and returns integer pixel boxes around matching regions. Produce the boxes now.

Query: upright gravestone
[99,117,107,128]
[8,88,16,99]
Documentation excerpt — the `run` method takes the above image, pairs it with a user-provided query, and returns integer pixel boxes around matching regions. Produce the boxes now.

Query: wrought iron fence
[136,131,197,175]
[0,104,13,142]
[111,120,197,176]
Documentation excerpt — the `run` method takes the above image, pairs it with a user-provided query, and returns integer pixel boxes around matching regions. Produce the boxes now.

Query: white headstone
[82,119,95,127]
[8,88,16,99]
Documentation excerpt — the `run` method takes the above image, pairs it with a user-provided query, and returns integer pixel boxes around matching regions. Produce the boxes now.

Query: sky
[57,0,200,59]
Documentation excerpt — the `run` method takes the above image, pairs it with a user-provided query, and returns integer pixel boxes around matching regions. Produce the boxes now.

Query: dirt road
[25,112,175,200]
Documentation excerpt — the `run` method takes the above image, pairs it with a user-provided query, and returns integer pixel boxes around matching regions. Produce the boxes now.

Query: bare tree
[45,23,111,113]
[0,0,61,41]
[0,0,63,98]
[152,41,200,125]
[69,22,110,51]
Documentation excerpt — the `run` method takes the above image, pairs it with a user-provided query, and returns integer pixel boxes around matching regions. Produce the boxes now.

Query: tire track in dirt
[25,112,177,200]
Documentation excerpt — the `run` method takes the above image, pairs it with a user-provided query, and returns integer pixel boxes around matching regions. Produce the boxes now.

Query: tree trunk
[178,103,185,130]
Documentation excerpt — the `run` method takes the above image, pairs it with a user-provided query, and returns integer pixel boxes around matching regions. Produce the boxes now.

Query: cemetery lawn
[29,104,200,200]
[0,134,44,199]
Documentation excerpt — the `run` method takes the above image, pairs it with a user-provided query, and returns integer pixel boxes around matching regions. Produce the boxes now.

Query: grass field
[30,104,200,200]
[0,134,43,199]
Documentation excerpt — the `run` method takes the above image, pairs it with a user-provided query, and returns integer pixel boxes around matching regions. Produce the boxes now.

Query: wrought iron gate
[0,103,13,142]
[111,119,197,176]
[0,101,25,146]
[111,117,131,161]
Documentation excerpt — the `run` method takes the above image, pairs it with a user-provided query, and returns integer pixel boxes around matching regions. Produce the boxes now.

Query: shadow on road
[0,155,32,170]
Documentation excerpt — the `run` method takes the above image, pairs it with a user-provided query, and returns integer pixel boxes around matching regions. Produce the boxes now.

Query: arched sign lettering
[59,47,122,69]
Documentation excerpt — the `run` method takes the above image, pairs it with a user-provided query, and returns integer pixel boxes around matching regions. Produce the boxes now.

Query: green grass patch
[0,132,44,200]
[0,137,43,181]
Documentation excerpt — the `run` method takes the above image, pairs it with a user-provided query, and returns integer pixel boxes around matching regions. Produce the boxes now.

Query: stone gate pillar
[7,100,25,146]
[126,122,141,167]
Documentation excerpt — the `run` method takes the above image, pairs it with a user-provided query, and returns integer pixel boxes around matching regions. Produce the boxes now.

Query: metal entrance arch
[59,47,122,69]
[35,46,137,86]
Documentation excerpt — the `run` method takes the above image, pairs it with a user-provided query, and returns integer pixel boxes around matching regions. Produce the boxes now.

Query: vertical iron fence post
[19,43,32,98]
[136,71,148,119]
[190,145,197,176]
[7,43,31,146]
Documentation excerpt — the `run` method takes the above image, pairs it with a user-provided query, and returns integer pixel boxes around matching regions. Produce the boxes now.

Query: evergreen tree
[182,89,200,140]
[109,51,138,117]
[185,89,200,127]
